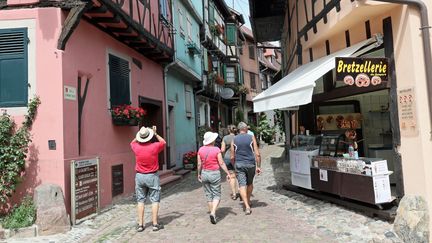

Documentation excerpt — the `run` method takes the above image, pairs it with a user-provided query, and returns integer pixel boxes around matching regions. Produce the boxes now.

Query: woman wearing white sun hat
[197,131,231,224]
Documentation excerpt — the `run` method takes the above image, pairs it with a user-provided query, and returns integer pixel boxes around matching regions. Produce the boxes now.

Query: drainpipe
[373,0,432,139]
[163,60,178,169]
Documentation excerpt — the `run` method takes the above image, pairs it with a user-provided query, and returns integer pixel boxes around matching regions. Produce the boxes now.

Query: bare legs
[137,202,144,226]
[152,203,159,225]
[210,199,220,215]
[137,202,160,226]
[229,171,238,197]
[239,184,253,209]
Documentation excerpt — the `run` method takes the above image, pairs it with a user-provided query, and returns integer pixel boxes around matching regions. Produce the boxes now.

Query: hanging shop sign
[71,158,100,225]
[335,57,389,87]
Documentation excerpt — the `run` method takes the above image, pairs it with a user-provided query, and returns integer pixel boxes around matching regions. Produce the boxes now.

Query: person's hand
[256,167,262,175]
[197,174,202,182]
[152,125,157,133]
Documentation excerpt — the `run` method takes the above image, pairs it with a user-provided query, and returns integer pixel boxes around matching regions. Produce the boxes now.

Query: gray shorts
[201,170,221,202]
[236,165,256,187]
[135,172,161,203]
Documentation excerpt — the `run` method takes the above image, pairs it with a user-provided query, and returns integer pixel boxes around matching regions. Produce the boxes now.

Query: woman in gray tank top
[221,125,238,200]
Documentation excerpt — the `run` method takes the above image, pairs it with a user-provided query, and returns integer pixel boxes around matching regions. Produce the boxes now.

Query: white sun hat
[136,127,154,143]
[203,131,219,145]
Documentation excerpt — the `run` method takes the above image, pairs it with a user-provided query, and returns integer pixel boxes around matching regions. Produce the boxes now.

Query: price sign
[397,87,418,136]
[71,158,100,225]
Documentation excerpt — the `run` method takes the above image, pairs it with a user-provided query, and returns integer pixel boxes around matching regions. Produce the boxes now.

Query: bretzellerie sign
[335,57,389,87]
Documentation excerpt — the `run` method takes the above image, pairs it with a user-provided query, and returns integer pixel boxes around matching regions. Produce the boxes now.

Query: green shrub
[257,113,275,144]
[1,197,36,229]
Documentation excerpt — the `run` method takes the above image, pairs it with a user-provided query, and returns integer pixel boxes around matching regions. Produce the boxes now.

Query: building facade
[250,0,432,240]
[166,0,202,168]
[197,0,243,135]
[0,0,174,212]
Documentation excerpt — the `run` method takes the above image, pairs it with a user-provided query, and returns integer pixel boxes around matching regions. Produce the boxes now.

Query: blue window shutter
[208,4,214,25]
[109,54,130,106]
[0,28,28,107]
[226,23,237,45]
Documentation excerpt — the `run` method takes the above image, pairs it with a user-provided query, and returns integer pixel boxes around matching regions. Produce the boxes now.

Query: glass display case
[290,135,322,189]
[318,134,345,157]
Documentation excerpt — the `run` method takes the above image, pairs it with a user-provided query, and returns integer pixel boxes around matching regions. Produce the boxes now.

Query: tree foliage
[257,113,275,144]
[0,97,40,204]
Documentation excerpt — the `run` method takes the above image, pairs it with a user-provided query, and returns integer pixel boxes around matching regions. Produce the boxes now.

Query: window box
[112,116,139,126]
[111,105,146,126]
[186,42,201,55]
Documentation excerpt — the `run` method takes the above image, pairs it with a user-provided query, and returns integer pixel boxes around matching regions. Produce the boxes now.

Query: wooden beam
[57,2,91,50]
[106,26,133,34]
[92,15,121,24]
[87,5,107,14]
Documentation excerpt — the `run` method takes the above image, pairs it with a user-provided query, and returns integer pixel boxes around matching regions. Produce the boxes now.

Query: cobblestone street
[6,145,401,243]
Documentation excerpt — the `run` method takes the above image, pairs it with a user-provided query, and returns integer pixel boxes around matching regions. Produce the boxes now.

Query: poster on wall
[335,57,389,87]
[71,158,100,225]
[397,87,418,137]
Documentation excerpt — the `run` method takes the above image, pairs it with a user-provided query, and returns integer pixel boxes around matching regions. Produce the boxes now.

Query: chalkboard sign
[71,158,99,225]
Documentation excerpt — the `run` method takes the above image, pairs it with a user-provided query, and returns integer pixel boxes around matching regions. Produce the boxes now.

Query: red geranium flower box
[111,105,147,126]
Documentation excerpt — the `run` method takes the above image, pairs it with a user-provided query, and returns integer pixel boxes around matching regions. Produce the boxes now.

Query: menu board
[397,87,418,136]
[71,158,99,224]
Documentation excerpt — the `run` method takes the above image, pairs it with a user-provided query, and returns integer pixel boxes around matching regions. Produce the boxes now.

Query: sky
[225,0,251,28]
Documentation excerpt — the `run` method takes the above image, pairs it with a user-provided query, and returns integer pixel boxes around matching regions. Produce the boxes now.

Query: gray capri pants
[135,172,161,203]
[201,170,221,202]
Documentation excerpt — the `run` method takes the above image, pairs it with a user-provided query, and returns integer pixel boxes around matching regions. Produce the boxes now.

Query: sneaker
[152,224,164,231]
[209,214,217,224]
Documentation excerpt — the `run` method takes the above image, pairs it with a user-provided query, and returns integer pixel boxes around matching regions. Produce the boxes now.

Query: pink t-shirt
[198,146,221,171]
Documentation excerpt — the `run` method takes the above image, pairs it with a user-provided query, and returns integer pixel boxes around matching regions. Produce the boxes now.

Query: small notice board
[71,158,100,225]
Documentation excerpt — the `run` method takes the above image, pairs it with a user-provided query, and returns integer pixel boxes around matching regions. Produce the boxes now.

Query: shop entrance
[139,96,165,170]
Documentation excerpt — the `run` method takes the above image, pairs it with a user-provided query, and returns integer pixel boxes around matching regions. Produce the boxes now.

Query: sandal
[152,223,164,231]
[210,214,217,224]
[231,193,238,200]
[136,225,145,232]
[245,208,252,215]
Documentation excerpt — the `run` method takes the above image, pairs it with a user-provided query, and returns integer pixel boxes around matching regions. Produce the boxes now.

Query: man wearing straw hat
[130,125,165,232]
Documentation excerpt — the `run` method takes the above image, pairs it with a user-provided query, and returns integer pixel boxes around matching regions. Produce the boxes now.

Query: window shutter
[109,54,130,106]
[185,85,192,118]
[225,23,236,45]
[0,28,28,107]
[208,4,214,25]
[237,66,243,84]
[222,64,226,81]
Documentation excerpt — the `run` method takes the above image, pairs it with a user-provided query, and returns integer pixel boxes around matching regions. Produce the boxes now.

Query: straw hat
[136,127,154,143]
[203,132,219,145]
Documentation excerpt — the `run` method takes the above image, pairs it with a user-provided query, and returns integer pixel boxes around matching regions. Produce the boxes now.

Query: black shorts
[236,165,256,187]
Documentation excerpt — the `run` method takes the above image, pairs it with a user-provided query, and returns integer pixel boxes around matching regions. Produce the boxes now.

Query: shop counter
[310,167,392,205]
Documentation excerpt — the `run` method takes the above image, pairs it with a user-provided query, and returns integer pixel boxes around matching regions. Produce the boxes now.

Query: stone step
[158,170,175,179]
[174,169,191,176]
[160,175,182,187]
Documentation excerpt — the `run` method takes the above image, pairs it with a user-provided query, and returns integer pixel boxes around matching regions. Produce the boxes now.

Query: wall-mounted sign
[335,57,389,87]
[71,158,100,225]
[220,88,234,99]
[64,85,77,100]
[397,87,418,137]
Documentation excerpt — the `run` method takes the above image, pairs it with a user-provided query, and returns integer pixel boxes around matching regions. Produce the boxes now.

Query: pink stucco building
[0,0,174,213]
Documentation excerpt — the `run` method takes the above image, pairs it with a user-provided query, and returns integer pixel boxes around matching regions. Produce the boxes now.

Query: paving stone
[5,144,402,243]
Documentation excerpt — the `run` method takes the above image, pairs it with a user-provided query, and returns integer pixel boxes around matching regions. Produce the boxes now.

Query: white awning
[253,37,379,113]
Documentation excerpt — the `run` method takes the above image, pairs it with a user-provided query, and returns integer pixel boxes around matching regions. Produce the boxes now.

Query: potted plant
[111,105,147,126]
[183,151,198,170]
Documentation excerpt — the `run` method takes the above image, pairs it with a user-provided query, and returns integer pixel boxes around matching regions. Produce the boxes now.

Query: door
[139,96,165,170]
